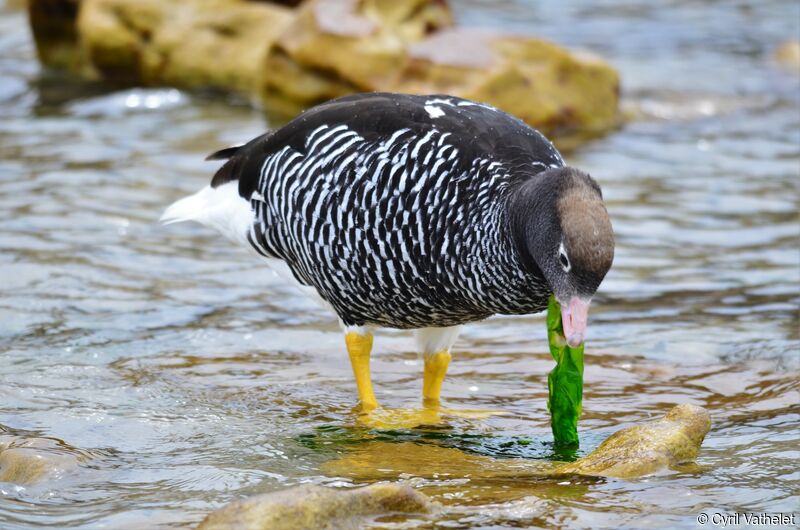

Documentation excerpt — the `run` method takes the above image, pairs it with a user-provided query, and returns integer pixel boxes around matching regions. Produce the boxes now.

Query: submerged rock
[324,404,711,482]
[198,405,710,528]
[195,482,434,530]
[774,40,800,72]
[0,434,86,485]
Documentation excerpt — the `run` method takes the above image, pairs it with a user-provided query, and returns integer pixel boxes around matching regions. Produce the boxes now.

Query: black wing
[207,92,564,198]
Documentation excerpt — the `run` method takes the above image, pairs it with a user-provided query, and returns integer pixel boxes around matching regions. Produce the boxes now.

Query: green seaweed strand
[546,294,585,448]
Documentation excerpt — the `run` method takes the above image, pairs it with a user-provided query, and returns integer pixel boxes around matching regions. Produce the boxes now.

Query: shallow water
[0,0,798,528]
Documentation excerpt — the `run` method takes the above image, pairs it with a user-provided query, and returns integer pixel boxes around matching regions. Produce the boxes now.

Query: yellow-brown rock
[196,405,709,527]
[6,0,28,10]
[392,28,621,139]
[260,0,453,104]
[260,46,357,116]
[774,40,800,72]
[324,404,711,482]
[555,403,711,478]
[28,0,85,72]
[28,0,621,141]
[195,482,434,530]
[0,434,85,485]
[76,0,295,92]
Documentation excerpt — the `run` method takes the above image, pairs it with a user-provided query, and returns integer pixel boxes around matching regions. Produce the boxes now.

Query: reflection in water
[0,0,798,528]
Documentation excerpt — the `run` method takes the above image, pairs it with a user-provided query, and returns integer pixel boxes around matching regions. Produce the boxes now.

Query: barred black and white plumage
[162,92,614,419]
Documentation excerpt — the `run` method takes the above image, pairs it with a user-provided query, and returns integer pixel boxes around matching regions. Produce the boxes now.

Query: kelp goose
[162,92,614,424]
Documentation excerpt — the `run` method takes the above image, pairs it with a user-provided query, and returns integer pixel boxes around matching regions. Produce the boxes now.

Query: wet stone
[0,434,86,486]
[322,405,711,484]
[554,404,712,478]
[774,40,800,72]
[199,405,711,526]
[195,482,435,530]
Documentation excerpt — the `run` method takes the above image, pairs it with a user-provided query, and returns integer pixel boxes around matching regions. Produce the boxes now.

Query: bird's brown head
[511,166,615,346]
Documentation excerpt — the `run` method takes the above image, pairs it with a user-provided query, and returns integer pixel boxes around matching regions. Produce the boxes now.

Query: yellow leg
[345,331,378,412]
[423,349,451,409]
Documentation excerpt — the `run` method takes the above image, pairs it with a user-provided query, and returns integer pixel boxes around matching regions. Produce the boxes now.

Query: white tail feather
[160,182,253,245]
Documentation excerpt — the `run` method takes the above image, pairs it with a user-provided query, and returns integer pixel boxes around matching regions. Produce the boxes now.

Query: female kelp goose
[162,92,614,425]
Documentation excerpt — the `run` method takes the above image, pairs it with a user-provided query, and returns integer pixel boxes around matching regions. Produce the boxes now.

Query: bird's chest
[261,141,549,327]
[312,208,547,328]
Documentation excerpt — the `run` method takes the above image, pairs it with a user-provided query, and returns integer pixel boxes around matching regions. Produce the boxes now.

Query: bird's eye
[558,243,571,272]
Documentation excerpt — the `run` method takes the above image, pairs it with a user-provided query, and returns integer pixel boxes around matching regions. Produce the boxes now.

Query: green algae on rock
[195,482,435,530]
